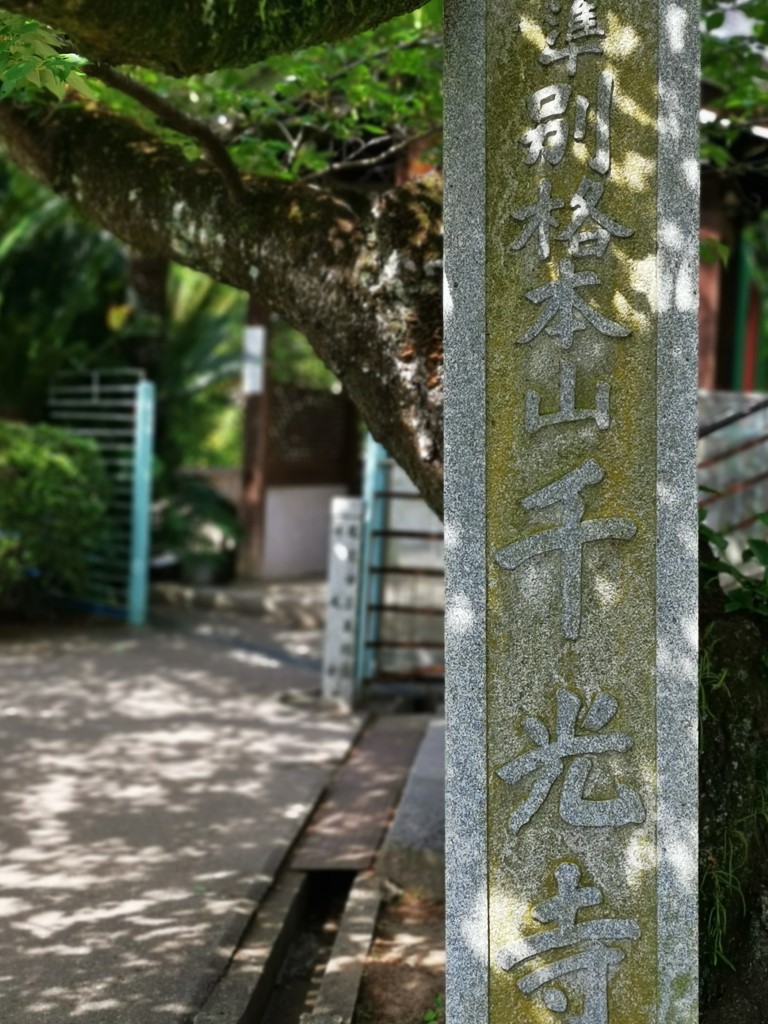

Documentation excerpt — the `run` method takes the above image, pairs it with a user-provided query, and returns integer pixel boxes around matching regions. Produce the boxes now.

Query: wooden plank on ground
[291,715,427,872]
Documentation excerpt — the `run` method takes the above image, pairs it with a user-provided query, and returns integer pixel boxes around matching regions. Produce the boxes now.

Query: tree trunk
[0,100,445,516]
[123,251,168,378]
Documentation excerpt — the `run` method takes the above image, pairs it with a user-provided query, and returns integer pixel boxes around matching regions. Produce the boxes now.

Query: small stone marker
[322,497,363,707]
[444,2,699,1023]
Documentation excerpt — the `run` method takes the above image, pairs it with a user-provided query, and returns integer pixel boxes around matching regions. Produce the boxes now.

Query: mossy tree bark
[0,0,429,75]
[0,101,445,516]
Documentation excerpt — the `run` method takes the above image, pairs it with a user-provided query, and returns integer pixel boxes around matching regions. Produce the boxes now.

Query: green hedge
[0,420,110,609]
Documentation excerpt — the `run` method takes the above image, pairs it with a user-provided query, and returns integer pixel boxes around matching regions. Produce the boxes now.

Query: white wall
[262,485,347,579]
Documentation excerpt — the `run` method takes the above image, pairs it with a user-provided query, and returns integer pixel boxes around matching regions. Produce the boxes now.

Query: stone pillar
[444,2,700,1023]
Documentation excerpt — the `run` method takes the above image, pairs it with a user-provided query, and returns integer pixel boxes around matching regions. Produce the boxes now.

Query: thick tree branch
[0,100,444,513]
[84,63,244,200]
[0,0,430,76]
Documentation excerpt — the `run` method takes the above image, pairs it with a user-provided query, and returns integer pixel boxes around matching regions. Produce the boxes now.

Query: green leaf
[700,140,732,170]
[744,539,768,568]
[0,57,38,96]
[700,523,729,553]
[699,238,730,268]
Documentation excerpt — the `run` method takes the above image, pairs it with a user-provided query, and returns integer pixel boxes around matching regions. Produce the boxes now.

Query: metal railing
[48,369,155,624]
[698,390,768,560]
[354,437,445,697]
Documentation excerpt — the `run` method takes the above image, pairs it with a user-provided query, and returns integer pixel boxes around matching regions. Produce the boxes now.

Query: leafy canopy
[700,0,768,177]
[0,0,764,189]
[0,12,90,99]
[0,2,443,183]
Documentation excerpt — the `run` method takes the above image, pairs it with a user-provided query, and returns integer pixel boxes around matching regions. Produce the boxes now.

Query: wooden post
[237,299,270,580]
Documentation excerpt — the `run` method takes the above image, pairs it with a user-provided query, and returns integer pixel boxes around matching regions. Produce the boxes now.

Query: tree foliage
[0,2,447,511]
[0,420,110,609]
[0,0,763,514]
[0,163,127,420]
[700,0,768,182]
[0,12,90,99]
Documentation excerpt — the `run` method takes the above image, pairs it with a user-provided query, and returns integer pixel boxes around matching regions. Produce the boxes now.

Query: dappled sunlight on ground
[0,621,361,1022]
[355,893,445,1024]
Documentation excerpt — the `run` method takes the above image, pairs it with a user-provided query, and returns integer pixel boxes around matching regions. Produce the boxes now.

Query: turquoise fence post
[354,435,388,698]
[128,380,155,626]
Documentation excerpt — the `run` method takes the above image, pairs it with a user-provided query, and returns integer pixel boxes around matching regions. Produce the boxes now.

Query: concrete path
[0,615,362,1023]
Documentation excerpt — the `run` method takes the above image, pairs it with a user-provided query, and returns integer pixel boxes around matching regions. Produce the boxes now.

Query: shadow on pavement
[0,618,360,1023]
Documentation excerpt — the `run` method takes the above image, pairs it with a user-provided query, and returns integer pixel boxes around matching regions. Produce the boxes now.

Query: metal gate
[698,390,768,563]
[48,369,155,624]
[339,396,768,703]
[354,436,444,698]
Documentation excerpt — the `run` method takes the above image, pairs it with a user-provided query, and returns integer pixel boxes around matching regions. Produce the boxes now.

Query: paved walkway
[0,613,361,1023]
[151,578,327,629]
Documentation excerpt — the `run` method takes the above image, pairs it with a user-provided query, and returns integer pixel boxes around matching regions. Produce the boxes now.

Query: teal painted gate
[48,370,155,625]
[354,435,445,699]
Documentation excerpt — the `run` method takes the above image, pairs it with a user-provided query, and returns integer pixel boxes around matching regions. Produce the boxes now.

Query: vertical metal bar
[128,380,155,626]
[732,236,751,391]
[353,435,386,698]
[365,443,389,682]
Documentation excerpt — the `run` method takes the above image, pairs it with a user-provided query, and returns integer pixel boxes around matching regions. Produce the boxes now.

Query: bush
[0,420,110,610]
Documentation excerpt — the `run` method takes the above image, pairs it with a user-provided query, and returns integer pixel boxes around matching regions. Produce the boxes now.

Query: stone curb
[300,872,382,1024]
[192,872,309,1023]
[377,715,445,901]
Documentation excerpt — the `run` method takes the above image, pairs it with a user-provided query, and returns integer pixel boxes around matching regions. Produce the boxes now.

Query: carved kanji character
[541,0,605,75]
[497,688,646,833]
[521,73,614,171]
[558,177,633,258]
[517,259,630,350]
[498,863,640,1024]
[511,179,565,259]
[494,460,636,639]
[525,359,610,434]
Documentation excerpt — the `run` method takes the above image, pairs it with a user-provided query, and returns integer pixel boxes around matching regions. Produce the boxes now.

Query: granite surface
[444,0,489,1018]
[444,0,699,1021]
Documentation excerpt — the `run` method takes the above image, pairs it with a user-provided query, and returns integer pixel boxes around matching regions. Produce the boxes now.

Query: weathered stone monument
[444,1,700,1021]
